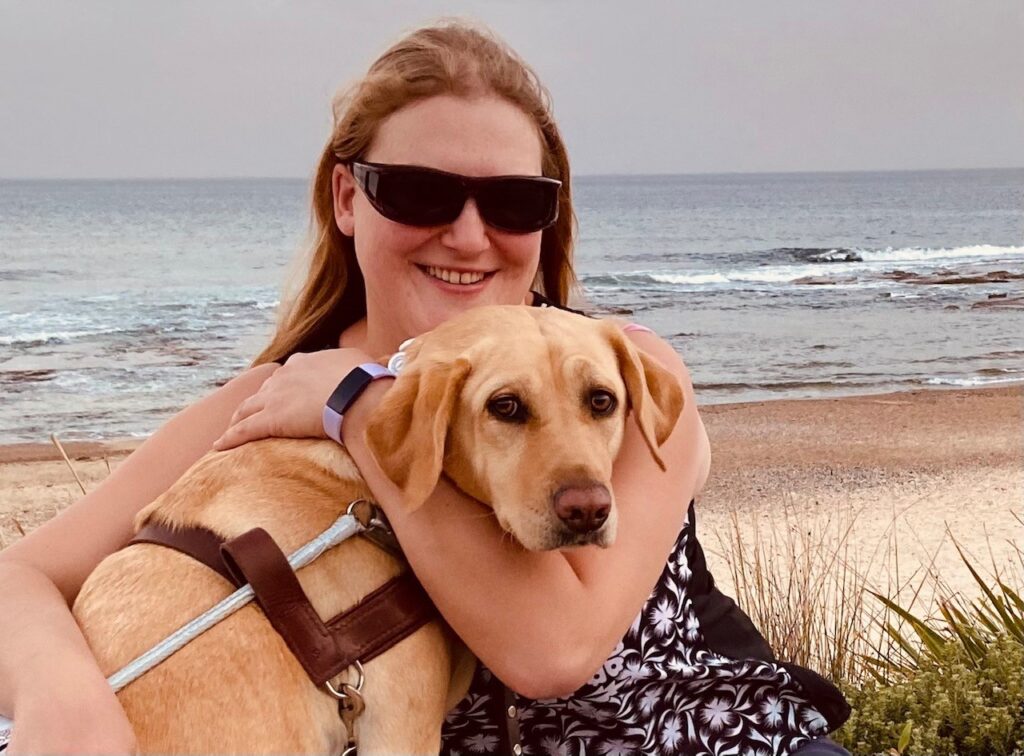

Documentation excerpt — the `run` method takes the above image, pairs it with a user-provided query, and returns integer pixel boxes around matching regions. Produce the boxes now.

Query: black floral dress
[440,500,850,756]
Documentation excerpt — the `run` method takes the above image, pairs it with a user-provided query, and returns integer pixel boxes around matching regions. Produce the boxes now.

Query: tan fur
[72,306,683,754]
[366,307,684,550]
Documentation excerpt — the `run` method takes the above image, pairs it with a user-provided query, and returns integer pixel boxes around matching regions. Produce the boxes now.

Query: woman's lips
[417,264,496,293]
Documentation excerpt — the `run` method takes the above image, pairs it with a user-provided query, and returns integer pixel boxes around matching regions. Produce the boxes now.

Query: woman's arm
[341,331,709,699]
[0,363,278,752]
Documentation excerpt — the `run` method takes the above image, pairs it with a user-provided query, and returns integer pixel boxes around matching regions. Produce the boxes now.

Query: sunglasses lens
[356,163,559,233]
[477,179,559,233]
[372,170,464,226]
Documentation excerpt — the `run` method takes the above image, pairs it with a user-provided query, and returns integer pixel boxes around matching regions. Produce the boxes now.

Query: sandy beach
[698,385,1023,609]
[2,385,1021,610]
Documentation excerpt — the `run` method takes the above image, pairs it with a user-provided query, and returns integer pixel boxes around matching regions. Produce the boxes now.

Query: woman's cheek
[509,234,544,276]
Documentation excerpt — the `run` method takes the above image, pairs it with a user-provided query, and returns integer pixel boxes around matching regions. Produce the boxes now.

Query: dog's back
[73,439,460,754]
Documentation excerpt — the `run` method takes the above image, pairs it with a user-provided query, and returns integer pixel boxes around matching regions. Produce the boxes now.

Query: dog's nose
[553,483,611,533]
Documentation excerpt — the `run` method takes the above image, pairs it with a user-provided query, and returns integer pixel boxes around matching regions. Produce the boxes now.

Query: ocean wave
[778,247,862,263]
[584,268,867,288]
[694,378,876,393]
[697,371,1024,396]
[586,269,840,287]
[0,292,280,347]
[778,244,1024,265]
[584,246,1024,291]
[0,329,120,346]
[924,373,1024,388]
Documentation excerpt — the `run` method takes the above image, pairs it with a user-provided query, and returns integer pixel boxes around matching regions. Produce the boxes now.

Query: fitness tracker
[322,363,395,444]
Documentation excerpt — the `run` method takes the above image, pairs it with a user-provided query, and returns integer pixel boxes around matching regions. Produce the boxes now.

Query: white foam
[648,265,860,287]
[604,243,1024,291]
[0,329,108,346]
[924,374,1024,388]
[650,272,730,285]
[856,244,1024,264]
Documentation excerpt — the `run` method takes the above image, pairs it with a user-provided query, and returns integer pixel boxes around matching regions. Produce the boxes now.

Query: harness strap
[127,519,438,687]
[131,521,238,585]
[322,574,438,678]
[221,527,342,683]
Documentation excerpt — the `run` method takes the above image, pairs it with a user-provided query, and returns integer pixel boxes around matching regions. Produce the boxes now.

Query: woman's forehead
[365,94,544,175]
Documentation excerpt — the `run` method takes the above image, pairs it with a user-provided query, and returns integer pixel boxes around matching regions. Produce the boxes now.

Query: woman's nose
[441,199,490,254]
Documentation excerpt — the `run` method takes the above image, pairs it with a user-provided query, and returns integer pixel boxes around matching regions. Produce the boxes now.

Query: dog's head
[364,306,684,551]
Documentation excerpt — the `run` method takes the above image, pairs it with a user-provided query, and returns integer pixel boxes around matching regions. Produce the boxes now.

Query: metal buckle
[327,661,366,755]
[346,499,388,532]
[324,659,365,699]
[347,499,404,559]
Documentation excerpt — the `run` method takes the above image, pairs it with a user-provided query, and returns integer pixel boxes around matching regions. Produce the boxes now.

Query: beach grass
[718,496,1024,755]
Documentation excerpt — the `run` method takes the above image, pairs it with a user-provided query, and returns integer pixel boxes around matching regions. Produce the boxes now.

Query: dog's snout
[553,483,611,534]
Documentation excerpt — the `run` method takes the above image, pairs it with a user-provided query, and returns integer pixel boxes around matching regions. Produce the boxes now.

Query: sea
[1,168,1022,443]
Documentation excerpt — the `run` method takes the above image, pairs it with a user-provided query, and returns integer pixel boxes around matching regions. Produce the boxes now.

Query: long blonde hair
[254,21,579,366]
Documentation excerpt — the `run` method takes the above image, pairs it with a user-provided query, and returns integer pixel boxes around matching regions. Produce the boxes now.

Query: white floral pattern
[441,511,842,755]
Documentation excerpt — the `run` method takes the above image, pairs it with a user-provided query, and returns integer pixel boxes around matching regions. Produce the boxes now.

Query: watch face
[326,367,373,415]
[326,364,394,415]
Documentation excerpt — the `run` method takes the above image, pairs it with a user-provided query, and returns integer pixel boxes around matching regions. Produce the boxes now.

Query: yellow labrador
[72,305,683,754]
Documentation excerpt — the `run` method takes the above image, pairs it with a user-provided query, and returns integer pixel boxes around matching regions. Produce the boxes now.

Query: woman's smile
[337,94,546,352]
[417,263,497,292]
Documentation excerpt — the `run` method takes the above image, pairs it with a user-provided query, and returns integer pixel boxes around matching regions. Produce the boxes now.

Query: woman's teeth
[425,266,487,285]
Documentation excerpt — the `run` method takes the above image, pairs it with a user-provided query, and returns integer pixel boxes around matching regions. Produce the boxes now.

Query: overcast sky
[2,0,1022,178]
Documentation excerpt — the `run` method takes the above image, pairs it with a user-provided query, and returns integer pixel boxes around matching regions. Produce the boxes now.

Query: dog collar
[322,363,395,444]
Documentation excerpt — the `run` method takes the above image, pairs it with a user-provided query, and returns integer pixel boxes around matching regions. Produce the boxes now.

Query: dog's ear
[604,325,685,471]
[363,357,472,510]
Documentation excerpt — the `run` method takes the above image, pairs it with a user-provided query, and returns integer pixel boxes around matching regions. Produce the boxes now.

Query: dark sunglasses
[349,161,561,234]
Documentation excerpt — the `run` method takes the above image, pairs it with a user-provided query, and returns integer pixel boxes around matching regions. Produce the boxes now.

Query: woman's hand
[213,348,375,450]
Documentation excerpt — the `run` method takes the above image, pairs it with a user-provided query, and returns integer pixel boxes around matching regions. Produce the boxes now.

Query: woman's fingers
[214,412,267,451]
[215,396,268,450]
[228,393,266,428]
[211,351,370,450]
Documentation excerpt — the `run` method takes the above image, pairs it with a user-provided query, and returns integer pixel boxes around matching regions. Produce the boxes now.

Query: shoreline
[2,383,1020,608]
[2,382,1020,463]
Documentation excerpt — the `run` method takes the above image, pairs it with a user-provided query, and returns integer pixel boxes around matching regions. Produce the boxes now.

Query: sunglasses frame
[349,160,562,234]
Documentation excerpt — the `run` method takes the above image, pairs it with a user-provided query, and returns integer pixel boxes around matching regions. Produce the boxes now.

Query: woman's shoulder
[528,290,691,380]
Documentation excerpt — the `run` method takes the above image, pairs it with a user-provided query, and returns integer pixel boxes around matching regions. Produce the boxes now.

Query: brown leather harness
[128,503,432,753]
[126,503,523,755]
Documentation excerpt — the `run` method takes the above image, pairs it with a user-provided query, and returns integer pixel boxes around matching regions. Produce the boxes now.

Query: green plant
[865,542,1024,681]
[836,635,1024,756]
[836,537,1024,755]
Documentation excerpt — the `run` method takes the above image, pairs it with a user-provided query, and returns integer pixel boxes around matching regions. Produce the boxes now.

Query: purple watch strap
[322,363,395,444]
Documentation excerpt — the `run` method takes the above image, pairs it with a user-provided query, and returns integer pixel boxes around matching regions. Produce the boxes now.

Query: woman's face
[333,94,546,351]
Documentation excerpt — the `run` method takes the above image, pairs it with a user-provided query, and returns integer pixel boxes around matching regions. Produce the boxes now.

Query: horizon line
[3,165,1023,182]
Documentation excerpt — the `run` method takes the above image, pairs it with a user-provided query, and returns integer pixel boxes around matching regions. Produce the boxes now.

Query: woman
[0,21,849,755]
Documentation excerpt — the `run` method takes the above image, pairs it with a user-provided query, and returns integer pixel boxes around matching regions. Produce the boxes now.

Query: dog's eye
[590,390,617,416]
[488,394,528,423]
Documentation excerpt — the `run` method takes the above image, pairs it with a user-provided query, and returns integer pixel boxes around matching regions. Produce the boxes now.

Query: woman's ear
[332,163,356,237]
